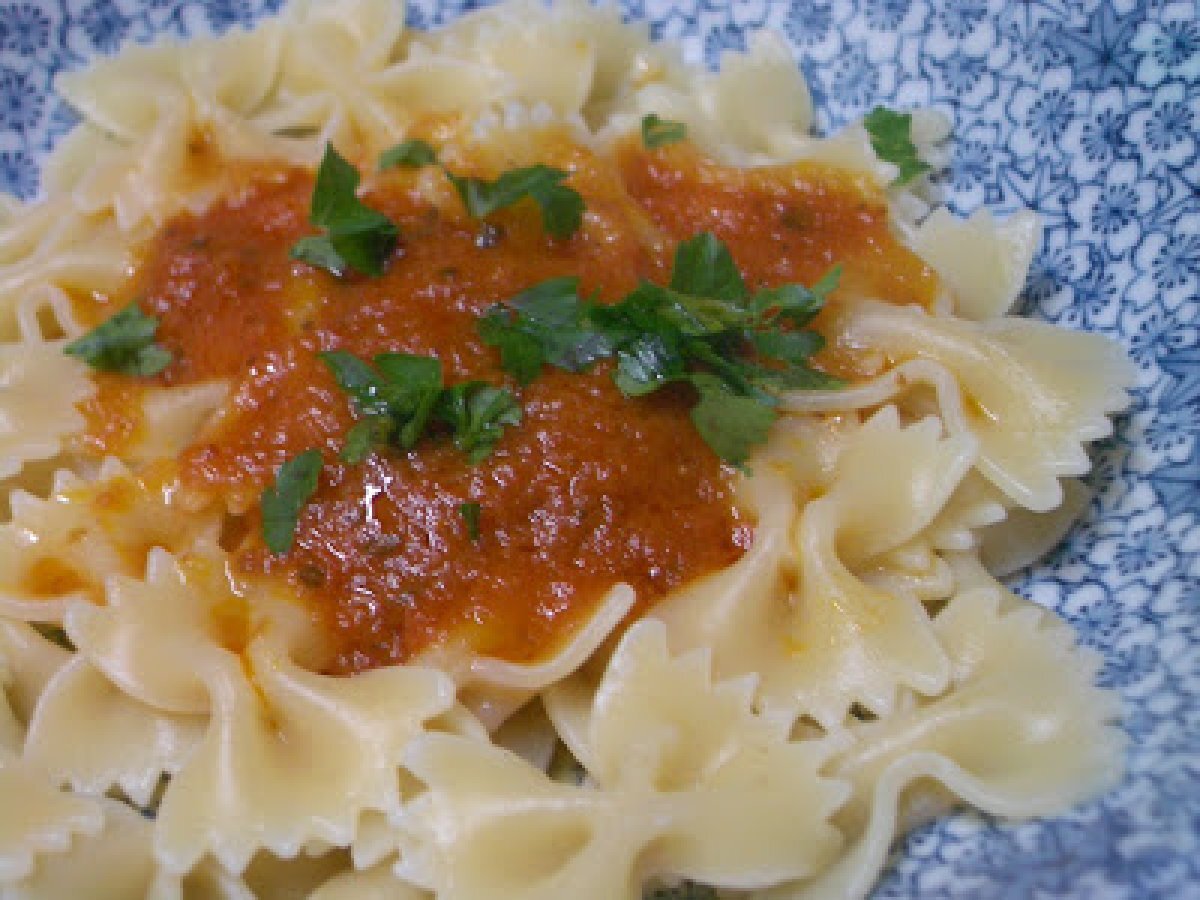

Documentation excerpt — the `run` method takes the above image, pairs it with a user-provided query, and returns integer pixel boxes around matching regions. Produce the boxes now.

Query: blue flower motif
[1025,88,1075,144]
[78,0,130,53]
[1017,19,1070,74]
[1067,592,1124,647]
[1126,307,1194,371]
[1145,18,1200,71]
[1111,524,1176,578]
[1103,641,1160,689]
[783,0,831,47]
[829,46,878,110]
[1151,229,1200,292]
[951,137,991,191]
[1143,404,1197,457]
[1151,450,1200,522]
[862,0,909,32]
[0,67,42,133]
[1060,3,1142,91]
[0,150,37,199]
[1090,183,1139,236]
[0,3,51,56]
[1144,97,1193,152]
[934,0,985,41]
[932,50,985,96]
[1080,107,1129,164]
[1022,244,1075,312]
[1071,248,1119,327]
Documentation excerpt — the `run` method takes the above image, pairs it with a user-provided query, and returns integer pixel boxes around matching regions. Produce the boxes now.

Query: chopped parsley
[377,141,583,239]
[379,138,439,170]
[477,277,615,385]
[291,143,399,277]
[445,165,584,239]
[478,231,842,467]
[437,382,523,463]
[641,113,688,149]
[261,449,323,555]
[863,106,930,186]
[320,350,521,464]
[63,302,172,376]
[458,502,482,542]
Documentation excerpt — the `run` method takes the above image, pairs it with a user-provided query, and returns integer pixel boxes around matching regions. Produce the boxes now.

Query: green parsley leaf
[290,143,399,277]
[446,165,584,239]
[437,382,522,464]
[322,350,519,464]
[459,501,482,542]
[379,138,438,170]
[478,277,614,384]
[614,333,685,396]
[63,302,172,376]
[320,350,443,454]
[641,113,688,150]
[747,328,825,365]
[669,232,746,303]
[863,107,931,187]
[340,415,390,464]
[477,313,545,386]
[688,373,777,468]
[261,449,323,555]
[372,353,444,449]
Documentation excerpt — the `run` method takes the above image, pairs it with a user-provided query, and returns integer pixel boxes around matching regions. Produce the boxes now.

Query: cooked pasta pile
[0,1,1134,898]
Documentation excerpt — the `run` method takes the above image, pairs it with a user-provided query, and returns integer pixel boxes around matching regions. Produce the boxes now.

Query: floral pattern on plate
[1,0,1197,897]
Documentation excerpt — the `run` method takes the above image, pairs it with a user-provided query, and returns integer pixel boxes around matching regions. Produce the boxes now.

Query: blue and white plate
[1,1,1197,897]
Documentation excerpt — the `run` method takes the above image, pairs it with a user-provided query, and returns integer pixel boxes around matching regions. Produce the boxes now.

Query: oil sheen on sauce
[80,132,938,674]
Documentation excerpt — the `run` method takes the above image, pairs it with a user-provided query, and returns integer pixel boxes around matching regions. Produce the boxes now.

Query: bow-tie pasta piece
[398,733,633,900]
[784,556,1122,900]
[648,416,847,715]
[913,208,1042,321]
[23,655,205,808]
[155,633,454,875]
[0,330,94,484]
[405,0,604,119]
[0,174,133,314]
[399,618,844,900]
[762,408,969,726]
[0,460,222,623]
[2,798,252,900]
[253,0,417,155]
[56,546,456,873]
[64,546,299,714]
[810,299,1135,512]
[54,21,308,230]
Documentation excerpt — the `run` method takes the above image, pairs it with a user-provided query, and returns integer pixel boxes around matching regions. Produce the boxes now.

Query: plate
[2,1,1197,897]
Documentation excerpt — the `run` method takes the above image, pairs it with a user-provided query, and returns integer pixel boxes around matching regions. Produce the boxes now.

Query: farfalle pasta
[0,1,1132,898]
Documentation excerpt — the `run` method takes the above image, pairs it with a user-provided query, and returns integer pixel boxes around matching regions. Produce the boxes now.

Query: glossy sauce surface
[82,132,936,672]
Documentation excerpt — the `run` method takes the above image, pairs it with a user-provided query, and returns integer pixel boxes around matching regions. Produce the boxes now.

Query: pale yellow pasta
[0,0,1134,897]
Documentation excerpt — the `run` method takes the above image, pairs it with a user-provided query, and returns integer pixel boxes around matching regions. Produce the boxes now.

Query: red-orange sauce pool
[79,131,938,674]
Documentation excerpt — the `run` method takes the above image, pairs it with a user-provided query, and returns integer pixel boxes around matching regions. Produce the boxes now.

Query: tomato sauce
[81,131,936,673]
